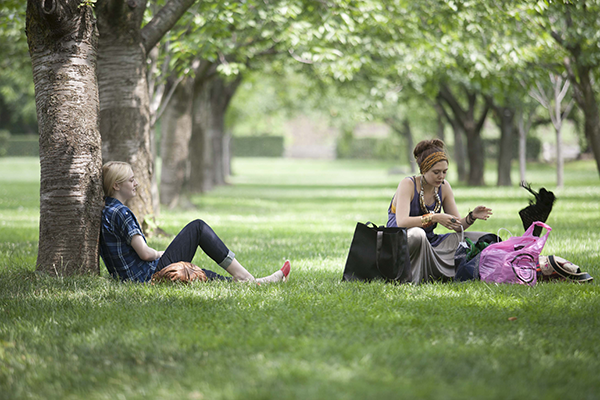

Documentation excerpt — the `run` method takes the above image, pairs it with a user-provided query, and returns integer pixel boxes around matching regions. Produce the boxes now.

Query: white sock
[256,270,284,284]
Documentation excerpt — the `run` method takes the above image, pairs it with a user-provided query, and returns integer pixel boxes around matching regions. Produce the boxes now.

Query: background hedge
[232,135,284,157]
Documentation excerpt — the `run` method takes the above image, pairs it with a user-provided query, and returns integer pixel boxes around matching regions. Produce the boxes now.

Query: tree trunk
[435,99,466,182]
[555,126,564,188]
[96,0,197,230]
[160,77,193,208]
[188,77,214,193]
[402,119,416,174]
[517,111,528,184]
[433,103,445,141]
[26,0,103,275]
[437,87,488,186]
[96,0,155,229]
[493,105,516,187]
[464,128,486,186]
[189,74,241,192]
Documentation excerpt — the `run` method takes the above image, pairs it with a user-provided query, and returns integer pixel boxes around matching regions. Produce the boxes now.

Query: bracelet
[466,211,475,225]
[421,213,434,228]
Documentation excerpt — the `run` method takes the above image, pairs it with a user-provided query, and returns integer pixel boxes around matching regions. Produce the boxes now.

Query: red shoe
[280,260,291,282]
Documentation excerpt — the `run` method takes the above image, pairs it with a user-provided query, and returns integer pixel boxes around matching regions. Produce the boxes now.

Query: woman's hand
[472,205,492,221]
[436,213,462,230]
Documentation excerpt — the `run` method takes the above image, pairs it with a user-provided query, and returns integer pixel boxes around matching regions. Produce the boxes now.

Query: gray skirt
[407,227,487,283]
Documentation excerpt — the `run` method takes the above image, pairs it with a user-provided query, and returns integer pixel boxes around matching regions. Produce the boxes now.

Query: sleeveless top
[386,177,450,247]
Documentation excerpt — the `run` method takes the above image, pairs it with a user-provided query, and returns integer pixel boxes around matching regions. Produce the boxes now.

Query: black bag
[454,233,500,282]
[342,222,412,283]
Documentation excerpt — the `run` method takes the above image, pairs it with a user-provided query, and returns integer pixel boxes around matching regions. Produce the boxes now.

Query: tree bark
[491,104,516,187]
[188,73,241,192]
[96,0,155,230]
[435,99,467,182]
[433,102,446,141]
[437,87,488,186]
[516,110,534,184]
[160,77,193,208]
[96,0,196,231]
[26,0,103,275]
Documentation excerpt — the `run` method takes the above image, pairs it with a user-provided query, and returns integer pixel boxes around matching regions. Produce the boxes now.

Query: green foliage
[0,2,37,134]
[232,135,284,157]
[1,157,600,399]
[78,0,97,8]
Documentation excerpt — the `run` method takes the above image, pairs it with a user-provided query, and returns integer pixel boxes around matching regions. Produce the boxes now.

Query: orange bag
[151,261,207,284]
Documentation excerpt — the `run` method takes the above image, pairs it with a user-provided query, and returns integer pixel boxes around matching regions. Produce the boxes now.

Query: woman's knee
[407,228,427,250]
[188,219,207,232]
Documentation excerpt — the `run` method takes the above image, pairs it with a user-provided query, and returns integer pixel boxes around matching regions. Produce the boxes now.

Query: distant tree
[520,1,600,177]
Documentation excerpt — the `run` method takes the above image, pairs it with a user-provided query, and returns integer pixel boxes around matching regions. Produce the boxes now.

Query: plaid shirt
[99,197,159,282]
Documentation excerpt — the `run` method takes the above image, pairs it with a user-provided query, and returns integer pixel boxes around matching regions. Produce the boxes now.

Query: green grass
[1,156,600,400]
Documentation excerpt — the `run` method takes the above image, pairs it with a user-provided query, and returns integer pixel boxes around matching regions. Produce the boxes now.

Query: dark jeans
[156,220,233,281]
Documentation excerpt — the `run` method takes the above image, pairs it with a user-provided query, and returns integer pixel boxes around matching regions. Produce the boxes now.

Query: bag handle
[523,221,552,237]
[496,227,513,241]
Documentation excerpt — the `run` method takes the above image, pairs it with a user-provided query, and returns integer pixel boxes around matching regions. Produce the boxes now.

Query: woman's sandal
[281,260,291,282]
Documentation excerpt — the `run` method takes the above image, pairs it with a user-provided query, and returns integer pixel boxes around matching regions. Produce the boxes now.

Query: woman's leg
[156,219,287,282]
[157,219,240,281]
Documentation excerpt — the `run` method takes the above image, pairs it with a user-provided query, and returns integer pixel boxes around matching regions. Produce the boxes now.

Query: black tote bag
[342,222,412,283]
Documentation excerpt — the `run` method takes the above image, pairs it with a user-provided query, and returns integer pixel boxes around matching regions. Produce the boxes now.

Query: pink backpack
[479,221,551,286]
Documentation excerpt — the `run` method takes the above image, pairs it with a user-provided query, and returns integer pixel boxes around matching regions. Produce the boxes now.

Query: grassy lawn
[1,156,599,399]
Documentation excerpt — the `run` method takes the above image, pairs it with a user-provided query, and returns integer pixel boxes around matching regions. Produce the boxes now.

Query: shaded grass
[1,156,600,399]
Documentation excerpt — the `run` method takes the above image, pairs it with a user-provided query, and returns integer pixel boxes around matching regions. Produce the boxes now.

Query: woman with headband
[387,139,492,283]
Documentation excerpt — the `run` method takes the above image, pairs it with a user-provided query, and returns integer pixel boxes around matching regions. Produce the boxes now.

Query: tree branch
[141,0,197,53]
[438,84,466,125]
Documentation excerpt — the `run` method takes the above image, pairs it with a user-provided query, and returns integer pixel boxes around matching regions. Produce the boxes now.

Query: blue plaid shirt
[99,197,159,282]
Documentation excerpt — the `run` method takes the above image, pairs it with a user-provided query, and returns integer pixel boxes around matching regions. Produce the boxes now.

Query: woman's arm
[394,178,426,228]
[131,235,164,261]
[442,181,492,231]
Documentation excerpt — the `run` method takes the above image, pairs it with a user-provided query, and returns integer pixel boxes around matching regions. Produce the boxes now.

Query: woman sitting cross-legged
[99,161,290,284]
[387,139,492,283]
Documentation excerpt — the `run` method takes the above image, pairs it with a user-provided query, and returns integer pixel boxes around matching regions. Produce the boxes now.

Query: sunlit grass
[1,156,599,399]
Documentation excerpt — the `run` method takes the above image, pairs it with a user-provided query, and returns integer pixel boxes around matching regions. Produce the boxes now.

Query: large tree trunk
[160,78,193,208]
[96,0,197,231]
[492,105,516,187]
[96,0,155,230]
[26,0,103,275]
[188,74,241,192]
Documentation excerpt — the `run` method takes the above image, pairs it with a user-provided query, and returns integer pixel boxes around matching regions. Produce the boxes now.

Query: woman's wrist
[421,213,434,228]
[466,211,475,225]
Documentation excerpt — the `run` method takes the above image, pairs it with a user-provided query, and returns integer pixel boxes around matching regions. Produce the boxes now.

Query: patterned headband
[419,151,448,173]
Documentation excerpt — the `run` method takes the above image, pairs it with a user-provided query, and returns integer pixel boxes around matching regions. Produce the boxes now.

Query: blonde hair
[102,161,133,197]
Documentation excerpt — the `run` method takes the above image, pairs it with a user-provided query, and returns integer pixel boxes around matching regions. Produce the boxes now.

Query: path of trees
[1,0,599,275]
